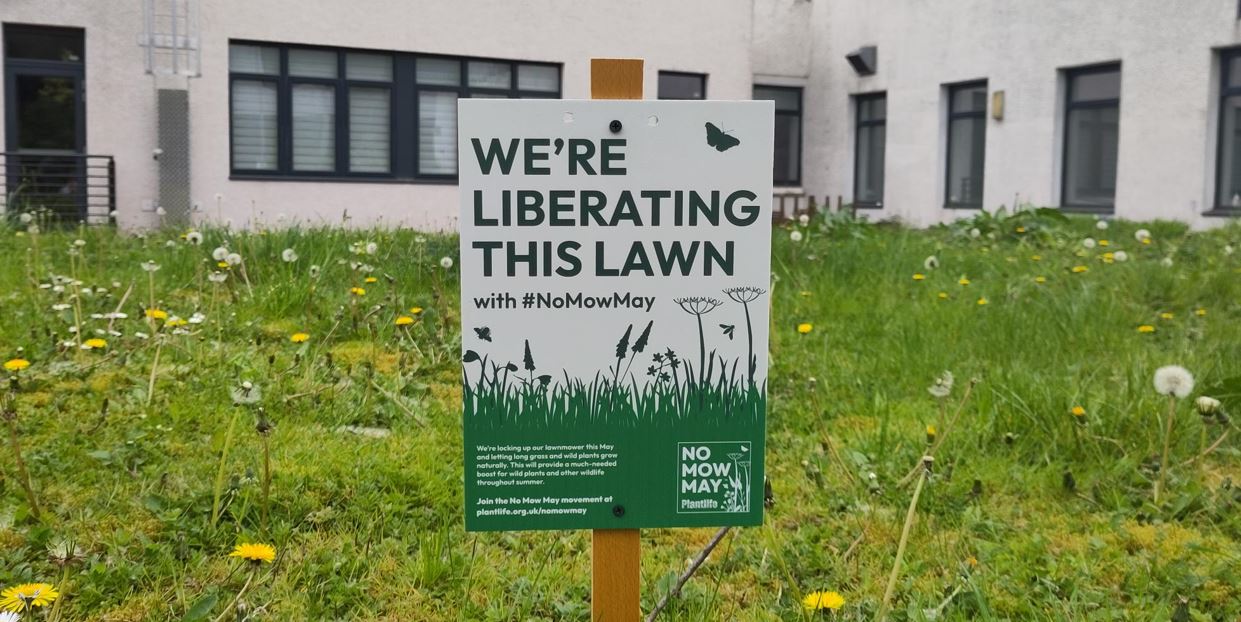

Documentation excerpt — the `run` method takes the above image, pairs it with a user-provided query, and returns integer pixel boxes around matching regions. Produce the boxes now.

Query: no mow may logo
[677,442,752,514]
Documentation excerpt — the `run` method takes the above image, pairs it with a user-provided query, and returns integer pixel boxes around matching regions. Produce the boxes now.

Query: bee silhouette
[720,324,736,340]
[474,326,492,342]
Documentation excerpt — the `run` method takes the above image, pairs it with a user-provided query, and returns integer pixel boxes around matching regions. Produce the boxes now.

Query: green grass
[0,211,1238,620]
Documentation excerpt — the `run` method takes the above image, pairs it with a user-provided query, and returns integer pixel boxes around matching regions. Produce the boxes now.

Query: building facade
[2,0,1241,230]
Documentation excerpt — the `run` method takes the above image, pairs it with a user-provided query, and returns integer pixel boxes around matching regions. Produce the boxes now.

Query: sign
[458,99,773,531]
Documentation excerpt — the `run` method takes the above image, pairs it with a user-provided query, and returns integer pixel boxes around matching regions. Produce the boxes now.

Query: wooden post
[590,57,643,622]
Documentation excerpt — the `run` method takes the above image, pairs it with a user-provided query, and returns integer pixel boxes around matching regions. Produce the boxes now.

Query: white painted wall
[804,0,1241,227]
[6,0,1241,229]
[1,0,754,230]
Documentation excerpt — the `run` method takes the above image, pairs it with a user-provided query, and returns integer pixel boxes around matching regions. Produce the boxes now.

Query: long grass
[0,212,1237,619]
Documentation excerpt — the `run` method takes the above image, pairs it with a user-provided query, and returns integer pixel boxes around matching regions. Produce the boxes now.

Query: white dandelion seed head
[241,380,253,390]
[188,312,206,324]
[164,240,177,248]
[1096,220,1109,230]
[969,228,981,239]
[309,265,321,278]
[140,260,161,272]
[73,238,86,247]
[1134,229,1151,242]
[798,214,810,226]
[134,332,150,340]
[52,285,65,293]
[1082,238,1097,249]
[439,256,454,269]
[282,248,299,263]
[186,231,203,245]
[789,230,804,243]
[415,236,427,244]
[18,212,33,224]
[225,252,242,267]
[365,242,378,255]
[1225,244,1235,256]
[212,247,229,261]
[27,224,40,235]
[155,205,167,216]
[207,271,228,283]
[1113,250,1128,262]
[1153,365,1195,399]
[1160,256,1174,268]
[924,255,940,270]
[928,370,954,399]
[1196,396,1221,415]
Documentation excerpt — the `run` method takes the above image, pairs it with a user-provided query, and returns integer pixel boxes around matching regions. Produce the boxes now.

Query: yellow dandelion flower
[409,306,424,315]
[912,273,925,281]
[145,309,168,320]
[3,359,30,372]
[1015,226,1026,233]
[796,323,813,334]
[937,292,949,300]
[228,542,276,564]
[1102,252,1115,263]
[166,317,188,328]
[1071,265,1088,273]
[1159,312,1174,320]
[82,338,107,349]
[350,287,366,296]
[217,261,230,269]
[1195,308,1206,317]
[802,590,845,611]
[1099,240,1109,247]
[290,332,310,343]
[364,276,378,284]
[395,316,415,326]
[1141,238,1152,245]
[1031,255,1042,261]
[976,297,988,306]
[966,556,979,568]
[1137,325,1156,333]
[799,290,812,297]
[1035,276,1047,284]
[1071,405,1086,417]
[1,582,60,612]
[958,277,971,286]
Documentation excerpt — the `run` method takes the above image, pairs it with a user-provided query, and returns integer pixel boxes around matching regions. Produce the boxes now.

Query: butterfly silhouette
[474,326,492,342]
[720,324,736,340]
[705,122,740,152]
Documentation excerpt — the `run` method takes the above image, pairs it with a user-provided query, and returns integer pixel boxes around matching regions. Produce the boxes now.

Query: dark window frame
[1060,62,1121,213]
[1212,47,1241,216]
[944,80,987,209]
[227,40,561,183]
[3,24,86,154]
[754,84,802,187]
[853,91,886,209]
[657,70,707,100]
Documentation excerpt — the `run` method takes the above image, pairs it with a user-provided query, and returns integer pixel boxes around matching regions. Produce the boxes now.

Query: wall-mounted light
[991,90,1005,120]
[846,46,877,76]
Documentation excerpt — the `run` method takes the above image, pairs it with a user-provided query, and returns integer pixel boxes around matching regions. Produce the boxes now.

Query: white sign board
[458,99,773,531]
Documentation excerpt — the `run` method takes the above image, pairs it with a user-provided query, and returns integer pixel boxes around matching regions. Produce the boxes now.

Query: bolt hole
[647,115,659,127]
[563,112,574,123]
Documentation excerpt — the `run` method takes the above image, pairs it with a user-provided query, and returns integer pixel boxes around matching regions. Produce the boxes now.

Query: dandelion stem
[1154,395,1176,505]
[877,461,929,622]
[5,415,42,521]
[145,337,164,409]
[260,433,271,533]
[211,409,242,528]
[48,564,70,622]
[210,568,256,622]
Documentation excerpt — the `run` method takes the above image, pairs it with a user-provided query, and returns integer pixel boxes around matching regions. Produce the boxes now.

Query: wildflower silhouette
[674,297,723,384]
[724,286,766,386]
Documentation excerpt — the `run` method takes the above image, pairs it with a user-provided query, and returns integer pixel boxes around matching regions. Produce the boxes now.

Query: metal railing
[1,153,115,223]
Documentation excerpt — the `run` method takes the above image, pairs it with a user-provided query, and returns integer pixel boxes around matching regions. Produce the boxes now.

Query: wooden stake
[590,57,643,622]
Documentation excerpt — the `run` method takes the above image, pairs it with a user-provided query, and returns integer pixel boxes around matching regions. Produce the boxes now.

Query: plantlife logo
[677,442,751,514]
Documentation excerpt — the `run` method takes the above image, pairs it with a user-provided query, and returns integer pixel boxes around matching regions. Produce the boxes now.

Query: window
[753,86,801,186]
[658,71,706,100]
[227,42,561,180]
[415,56,559,177]
[945,81,987,208]
[1062,64,1121,210]
[854,93,886,207]
[1216,49,1241,211]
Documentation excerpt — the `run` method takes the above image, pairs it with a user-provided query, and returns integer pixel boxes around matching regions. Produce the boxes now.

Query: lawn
[0,209,1238,621]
